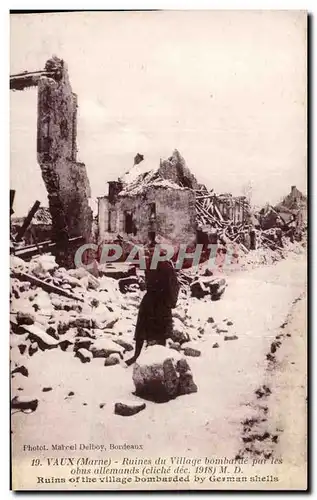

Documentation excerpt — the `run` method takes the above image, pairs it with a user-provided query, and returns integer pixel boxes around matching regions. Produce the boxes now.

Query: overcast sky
[10,10,307,216]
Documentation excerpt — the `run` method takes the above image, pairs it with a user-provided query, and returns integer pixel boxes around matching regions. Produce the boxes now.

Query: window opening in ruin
[124,211,133,234]
[108,211,112,232]
[108,210,116,232]
[149,202,156,221]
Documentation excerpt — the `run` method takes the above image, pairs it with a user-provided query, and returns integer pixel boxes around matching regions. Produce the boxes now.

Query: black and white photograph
[9,10,307,491]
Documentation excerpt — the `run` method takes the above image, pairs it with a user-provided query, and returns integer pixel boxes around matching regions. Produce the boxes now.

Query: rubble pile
[10,213,305,416]
[190,275,227,301]
[237,237,307,271]
[195,183,307,264]
[11,254,229,413]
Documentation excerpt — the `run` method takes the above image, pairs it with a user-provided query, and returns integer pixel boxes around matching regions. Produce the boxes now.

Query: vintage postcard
[10,10,307,491]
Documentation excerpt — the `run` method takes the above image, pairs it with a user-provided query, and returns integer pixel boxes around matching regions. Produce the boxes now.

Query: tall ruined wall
[37,57,92,265]
[98,187,196,246]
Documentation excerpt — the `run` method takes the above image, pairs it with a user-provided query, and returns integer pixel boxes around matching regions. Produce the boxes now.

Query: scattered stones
[22,323,60,350]
[216,328,229,334]
[182,343,201,357]
[18,344,27,355]
[183,347,201,357]
[75,348,93,363]
[109,353,122,363]
[255,385,271,399]
[132,345,197,403]
[42,387,52,392]
[270,341,281,354]
[224,335,238,341]
[242,431,270,443]
[114,401,146,417]
[57,320,70,335]
[208,277,227,301]
[59,340,73,352]
[11,365,29,377]
[28,342,39,356]
[118,276,139,294]
[16,311,35,326]
[171,318,190,344]
[112,338,134,352]
[90,338,124,359]
[11,396,38,412]
[87,295,99,309]
[190,279,209,299]
[266,353,275,362]
[104,356,120,366]
[29,255,58,276]
[76,328,95,339]
[212,343,219,348]
[74,338,93,351]
[167,340,181,351]
[46,326,59,340]
[207,317,215,323]
[69,316,94,330]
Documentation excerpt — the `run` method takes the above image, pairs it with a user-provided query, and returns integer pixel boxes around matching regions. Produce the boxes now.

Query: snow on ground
[11,249,307,490]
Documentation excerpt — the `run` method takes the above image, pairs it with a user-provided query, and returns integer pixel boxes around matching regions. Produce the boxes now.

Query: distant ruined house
[260,186,307,230]
[275,185,307,227]
[11,207,52,245]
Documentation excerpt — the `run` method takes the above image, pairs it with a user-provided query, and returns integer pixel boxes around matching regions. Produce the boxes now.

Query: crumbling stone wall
[158,150,199,189]
[98,186,196,246]
[37,57,92,266]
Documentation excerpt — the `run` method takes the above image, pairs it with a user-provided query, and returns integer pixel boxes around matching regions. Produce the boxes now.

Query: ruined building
[11,56,92,266]
[97,149,255,247]
[260,185,308,230]
[98,150,197,245]
[216,194,250,225]
[11,207,52,246]
[276,185,307,226]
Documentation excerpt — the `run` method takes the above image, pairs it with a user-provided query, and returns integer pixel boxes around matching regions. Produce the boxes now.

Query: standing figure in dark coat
[125,246,180,366]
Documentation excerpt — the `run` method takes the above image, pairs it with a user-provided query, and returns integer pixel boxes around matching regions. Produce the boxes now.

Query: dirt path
[237,292,307,489]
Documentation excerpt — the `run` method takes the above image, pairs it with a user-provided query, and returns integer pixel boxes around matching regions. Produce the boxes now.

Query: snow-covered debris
[90,338,125,358]
[132,345,197,402]
[114,400,146,417]
[181,342,201,357]
[75,348,93,363]
[119,169,187,197]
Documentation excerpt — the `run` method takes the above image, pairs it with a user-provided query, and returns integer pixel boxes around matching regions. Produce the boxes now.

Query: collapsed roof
[118,149,199,197]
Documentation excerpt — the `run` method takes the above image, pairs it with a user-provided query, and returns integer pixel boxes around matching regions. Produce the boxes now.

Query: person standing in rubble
[125,242,180,366]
